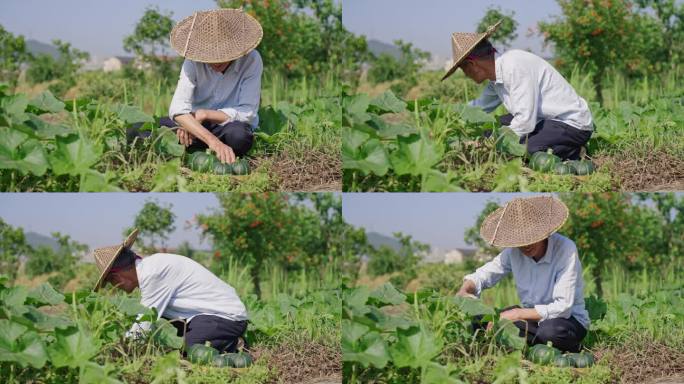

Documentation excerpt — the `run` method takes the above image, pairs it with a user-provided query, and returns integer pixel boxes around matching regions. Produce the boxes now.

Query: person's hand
[209,139,236,164]
[456,290,477,299]
[176,128,195,147]
[486,321,494,332]
[499,308,524,322]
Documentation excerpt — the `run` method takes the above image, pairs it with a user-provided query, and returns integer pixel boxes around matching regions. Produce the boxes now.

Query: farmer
[455,196,590,353]
[92,229,248,353]
[442,21,594,160]
[165,8,263,164]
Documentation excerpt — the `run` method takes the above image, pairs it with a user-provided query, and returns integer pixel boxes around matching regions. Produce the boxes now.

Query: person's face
[518,239,548,259]
[460,59,488,84]
[209,61,232,73]
[106,269,138,293]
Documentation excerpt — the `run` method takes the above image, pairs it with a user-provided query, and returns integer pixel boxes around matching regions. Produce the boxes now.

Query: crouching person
[93,229,248,353]
[456,196,590,352]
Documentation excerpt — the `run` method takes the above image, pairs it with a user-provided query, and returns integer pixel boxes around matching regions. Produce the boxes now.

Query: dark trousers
[499,114,592,160]
[168,315,248,353]
[129,117,255,157]
[473,305,587,353]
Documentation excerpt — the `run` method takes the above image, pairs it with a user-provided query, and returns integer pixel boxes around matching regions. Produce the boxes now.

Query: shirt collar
[535,235,555,264]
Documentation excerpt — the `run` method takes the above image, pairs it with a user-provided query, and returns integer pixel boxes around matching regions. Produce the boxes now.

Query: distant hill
[366,231,402,251]
[367,39,402,59]
[25,232,60,251]
[26,39,60,59]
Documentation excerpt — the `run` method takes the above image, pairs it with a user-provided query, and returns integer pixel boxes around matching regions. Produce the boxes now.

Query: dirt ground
[252,339,341,384]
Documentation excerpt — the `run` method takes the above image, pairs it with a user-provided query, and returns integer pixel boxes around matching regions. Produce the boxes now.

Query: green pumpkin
[567,352,595,368]
[187,342,219,364]
[212,161,233,175]
[188,151,214,173]
[527,343,561,365]
[212,354,234,368]
[554,162,574,175]
[569,160,595,175]
[230,159,250,175]
[529,151,561,172]
[230,352,253,368]
[554,355,574,368]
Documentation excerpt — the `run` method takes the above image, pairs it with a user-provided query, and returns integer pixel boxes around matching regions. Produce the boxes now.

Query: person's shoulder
[551,233,579,258]
[242,49,262,66]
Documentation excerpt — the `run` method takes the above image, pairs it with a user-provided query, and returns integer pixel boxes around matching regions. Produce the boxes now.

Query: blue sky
[0,0,218,57]
[342,192,542,250]
[0,193,219,250]
[343,0,563,59]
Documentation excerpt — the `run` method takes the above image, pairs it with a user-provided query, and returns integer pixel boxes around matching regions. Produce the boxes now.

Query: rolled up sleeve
[469,82,501,113]
[463,250,511,296]
[504,68,540,136]
[534,244,580,321]
[169,60,197,120]
[218,51,262,126]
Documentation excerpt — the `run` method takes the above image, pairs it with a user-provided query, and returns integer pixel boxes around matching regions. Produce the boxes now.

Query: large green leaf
[495,127,527,157]
[369,283,406,306]
[456,104,496,124]
[342,128,389,176]
[452,296,496,317]
[25,114,73,138]
[343,286,371,319]
[153,127,184,157]
[0,319,48,368]
[422,362,465,384]
[389,326,443,368]
[342,320,389,368]
[22,307,74,331]
[151,159,187,192]
[494,319,526,350]
[493,159,528,192]
[258,105,289,136]
[0,93,30,126]
[48,325,100,368]
[151,320,184,349]
[367,307,415,332]
[421,170,464,192]
[368,115,417,139]
[105,296,148,317]
[108,104,154,124]
[27,283,64,306]
[27,90,65,114]
[79,170,122,192]
[0,127,49,176]
[368,91,407,114]
[79,361,123,384]
[49,133,101,176]
[389,131,443,176]
[343,94,372,126]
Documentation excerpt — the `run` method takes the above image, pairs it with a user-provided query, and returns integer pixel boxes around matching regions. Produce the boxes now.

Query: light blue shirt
[469,49,593,137]
[168,50,262,129]
[464,233,590,329]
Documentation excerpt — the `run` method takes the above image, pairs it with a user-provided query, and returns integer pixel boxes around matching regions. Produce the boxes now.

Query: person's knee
[535,321,570,347]
[216,122,253,156]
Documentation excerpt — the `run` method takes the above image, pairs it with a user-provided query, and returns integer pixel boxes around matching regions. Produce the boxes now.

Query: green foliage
[464,200,501,257]
[0,25,32,88]
[367,233,427,279]
[0,219,30,280]
[26,40,90,97]
[218,0,366,78]
[539,0,639,105]
[368,40,430,97]
[24,233,86,289]
[128,199,176,252]
[123,6,177,80]
[477,6,519,47]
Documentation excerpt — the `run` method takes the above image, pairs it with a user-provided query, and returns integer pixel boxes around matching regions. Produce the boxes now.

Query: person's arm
[174,114,236,163]
[532,243,581,321]
[503,67,540,136]
[469,82,501,113]
[459,251,512,297]
[217,51,263,126]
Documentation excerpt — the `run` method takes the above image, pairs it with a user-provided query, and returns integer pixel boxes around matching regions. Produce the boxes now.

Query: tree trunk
[251,264,262,299]
[593,70,604,107]
[593,266,603,298]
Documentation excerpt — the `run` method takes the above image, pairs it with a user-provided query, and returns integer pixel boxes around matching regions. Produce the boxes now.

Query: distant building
[444,249,464,264]
[103,56,135,72]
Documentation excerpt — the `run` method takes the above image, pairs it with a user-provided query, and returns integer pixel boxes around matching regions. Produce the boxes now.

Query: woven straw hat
[480,196,569,248]
[92,229,139,291]
[170,8,263,63]
[441,20,502,81]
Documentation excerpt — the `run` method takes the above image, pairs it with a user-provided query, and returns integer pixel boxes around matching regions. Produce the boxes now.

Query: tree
[634,0,684,67]
[464,200,501,258]
[217,0,368,78]
[0,219,30,280]
[24,233,86,289]
[367,232,427,276]
[0,25,32,88]
[197,193,317,298]
[369,40,430,96]
[129,199,176,252]
[539,0,638,105]
[477,6,519,48]
[123,6,177,80]
[26,39,90,96]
